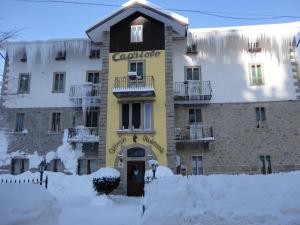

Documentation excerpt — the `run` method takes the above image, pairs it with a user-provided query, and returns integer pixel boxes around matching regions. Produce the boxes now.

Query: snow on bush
[92,168,121,194]
[141,172,300,225]
[144,166,174,179]
[0,183,61,225]
[91,167,120,179]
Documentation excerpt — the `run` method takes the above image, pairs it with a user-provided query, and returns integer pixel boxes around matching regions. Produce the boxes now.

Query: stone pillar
[98,31,110,167]
[164,26,177,172]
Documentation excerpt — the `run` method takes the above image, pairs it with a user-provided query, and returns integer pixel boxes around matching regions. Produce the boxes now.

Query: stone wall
[175,100,300,174]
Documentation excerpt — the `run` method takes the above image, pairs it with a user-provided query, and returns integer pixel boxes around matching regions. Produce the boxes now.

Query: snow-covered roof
[86,0,188,42]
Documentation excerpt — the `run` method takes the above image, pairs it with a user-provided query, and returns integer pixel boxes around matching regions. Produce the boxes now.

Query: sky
[0,0,300,72]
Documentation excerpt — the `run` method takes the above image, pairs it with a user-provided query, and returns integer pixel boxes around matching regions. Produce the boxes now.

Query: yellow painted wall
[106,50,167,166]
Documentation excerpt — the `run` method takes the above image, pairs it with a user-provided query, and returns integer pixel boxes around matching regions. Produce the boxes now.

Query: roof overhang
[86,0,188,42]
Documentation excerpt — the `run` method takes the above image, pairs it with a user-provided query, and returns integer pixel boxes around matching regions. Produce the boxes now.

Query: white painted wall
[5,51,102,108]
[173,39,297,103]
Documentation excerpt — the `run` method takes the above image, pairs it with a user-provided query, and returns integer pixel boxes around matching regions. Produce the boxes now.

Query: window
[185,67,201,80]
[129,61,144,77]
[89,48,100,59]
[187,43,198,54]
[50,112,61,132]
[127,148,145,157]
[131,25,143,43]
[15,113,25,132]
[47,159,63,172]
[121,102,153,131]
[87,71,100,84]
[250,64,264,85]
[192,156,203,175]
[248,42,262,53]
[86,111,99,127]
[53,72,65,93]
[18,73,30,94]
[11,158,29,175]
[77,159,97,175]
[260,155,272,174]
[189,109,202,124]
[255,107,266,128]
[55,51,66,60]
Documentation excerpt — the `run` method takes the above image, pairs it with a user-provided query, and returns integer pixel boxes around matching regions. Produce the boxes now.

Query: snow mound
[142,172,300,225]
[145,166,174,179]
[0,183,61,225]
[91,167,120,179]
[90,194,114,206]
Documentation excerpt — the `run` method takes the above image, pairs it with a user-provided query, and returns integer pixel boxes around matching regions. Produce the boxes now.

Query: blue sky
[1,0,300,72]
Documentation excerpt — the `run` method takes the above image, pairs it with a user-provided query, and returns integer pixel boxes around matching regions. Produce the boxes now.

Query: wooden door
[127,161,145,196]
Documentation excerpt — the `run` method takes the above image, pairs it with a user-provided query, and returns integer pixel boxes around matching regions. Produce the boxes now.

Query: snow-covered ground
[1,170,300,225]
[142,171,300,225]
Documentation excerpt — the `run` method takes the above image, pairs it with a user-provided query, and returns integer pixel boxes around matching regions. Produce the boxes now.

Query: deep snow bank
[0,183,61,225]
[141,172,300,225]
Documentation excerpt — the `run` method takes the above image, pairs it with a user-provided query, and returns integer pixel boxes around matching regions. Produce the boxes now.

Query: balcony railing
[174,81,212,103]
[69,83,100,107]
[113,76,155,98]
[67,126,99,143]
[175,124,214,142]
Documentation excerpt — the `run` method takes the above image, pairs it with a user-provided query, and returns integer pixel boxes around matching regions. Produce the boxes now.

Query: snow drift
[0,183,61,225]
[141,172,300,225]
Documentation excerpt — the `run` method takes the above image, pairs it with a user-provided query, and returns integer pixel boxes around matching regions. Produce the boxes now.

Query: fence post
[45,175,48,189]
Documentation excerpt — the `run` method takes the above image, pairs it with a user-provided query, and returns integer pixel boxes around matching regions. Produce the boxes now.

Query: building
[1,0,300,195]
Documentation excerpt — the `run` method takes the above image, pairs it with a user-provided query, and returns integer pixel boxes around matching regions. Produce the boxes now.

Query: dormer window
[187,43,197,54]
[55,51,66,60]
[131,25,143,43]
[248,42,262,53]
[89,48,100,59]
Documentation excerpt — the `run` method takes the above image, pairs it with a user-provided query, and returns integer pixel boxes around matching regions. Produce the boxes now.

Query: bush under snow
[141,172,300,225]
[144,165,174,179]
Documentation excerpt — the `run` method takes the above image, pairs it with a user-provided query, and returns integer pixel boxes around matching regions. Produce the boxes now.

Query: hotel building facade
[1,0,300,195]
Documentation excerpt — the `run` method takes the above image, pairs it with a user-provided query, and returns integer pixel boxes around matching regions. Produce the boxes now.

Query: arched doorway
[127,147,145,196]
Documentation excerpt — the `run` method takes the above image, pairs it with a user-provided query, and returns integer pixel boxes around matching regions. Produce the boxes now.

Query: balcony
[113,76,155,98]
[67,126,99,143]
[69,83,100,107]
[175,124,214,142]
[174,81,212,104]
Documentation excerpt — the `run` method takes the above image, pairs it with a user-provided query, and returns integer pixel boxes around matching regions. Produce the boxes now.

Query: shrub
[93,176,120,195]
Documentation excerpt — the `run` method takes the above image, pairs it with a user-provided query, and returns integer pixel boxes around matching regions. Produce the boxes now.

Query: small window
[248,42,262,53]
[18,73,30,94]
[47,159,63,172]
[77,159,97,175]
[255,107,266,128]
[20,52,27,62]
[50,112,61,132]
[260,155,272,174]
[15,113,25,132]
[55,51,66,60]
[87,72,100,84]
[144,103,152,130]
[86,111,99,127]
[250,64,264,85]
[53,72,65,93]
[187,43,198,54]
[89,48,100,59]
[127,148,145,157]
[131,25,143,43]
[129,61,144,77]
[11,158,29,175]
[189,109,202,124]
[185,67,201,81]
[192,156,203,175]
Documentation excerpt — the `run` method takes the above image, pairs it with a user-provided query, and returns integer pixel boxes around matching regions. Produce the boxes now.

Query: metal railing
[1,176,48,189]
[174,81,212,100]
[113,76,155,91]
[68,126,99,143]
[175,124,214,141]
[69,83,100,106]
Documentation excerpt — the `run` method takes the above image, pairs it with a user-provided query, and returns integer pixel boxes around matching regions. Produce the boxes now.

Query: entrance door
[127,161,145,196]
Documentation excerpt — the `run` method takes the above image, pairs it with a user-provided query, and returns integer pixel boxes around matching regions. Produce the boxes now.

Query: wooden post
[45,175,48,189]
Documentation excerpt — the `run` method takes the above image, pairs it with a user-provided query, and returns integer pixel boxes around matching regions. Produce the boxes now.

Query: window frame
[130,25,143,43]
[191,155,203,175]
[77,158,97,175]
[11,158,29,175]
[89,48,100,59]
[86,71,100,84]
[128,60,145,77]
[189,108,202,124]
[259,155,272,174]
[249,63,264,86]
[52,72,66,93]
[17,73,31,94]
[255,107,266,128]
[184,66,201,81]
[49,112,62,133]
[15,112,25,132]
[119,101,153,131]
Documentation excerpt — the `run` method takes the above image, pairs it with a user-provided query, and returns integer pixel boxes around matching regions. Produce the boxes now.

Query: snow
[188,21,300,60]
[67,126,99,143]
[0,131,8,166]
[0,183,61,225]
[141,172,300,225]
[144,165,174,179]
[91,167,120,179]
